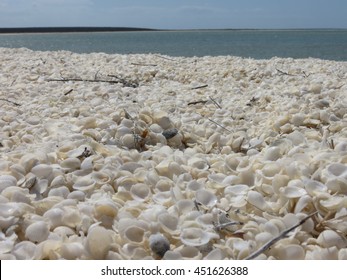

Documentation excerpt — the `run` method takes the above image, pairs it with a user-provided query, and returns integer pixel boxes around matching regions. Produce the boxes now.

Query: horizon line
[0,26,346,34]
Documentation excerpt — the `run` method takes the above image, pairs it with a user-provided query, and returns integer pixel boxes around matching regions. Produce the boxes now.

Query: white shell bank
[0,48,346,259]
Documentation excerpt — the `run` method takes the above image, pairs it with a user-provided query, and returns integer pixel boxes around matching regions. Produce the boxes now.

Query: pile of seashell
[0,47,346,259]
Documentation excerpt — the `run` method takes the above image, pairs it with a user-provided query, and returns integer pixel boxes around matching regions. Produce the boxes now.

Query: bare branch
[191,84,208,90]
[209,96,222,109]
[0,98,21,106]
[187,100,208,106]
[245,211,318,260]
[208,118,233,133]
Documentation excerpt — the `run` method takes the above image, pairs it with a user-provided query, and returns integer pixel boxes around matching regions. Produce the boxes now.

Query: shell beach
[0,47,346,260]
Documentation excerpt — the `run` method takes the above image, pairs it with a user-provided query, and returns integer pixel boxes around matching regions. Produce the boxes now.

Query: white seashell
[334,141,347,152]
[36,239,62,260]
[207,173,227,189]
[176,246,202,260]
[338,249,347,260]
[50,175,66,188]
[0,175,17,192]
[121,134,136,149]
[162,251,183,260]
[77,117,97,129]
[294,195,312,213]
[287,131,306,146]
[317,230,346,249]
[86,225,113,259]
[123,226,145,244]
[12,241,37,260]
[32,196,63,215]
[282,186,307,198]
[321,163,347,194]
[61,242,86,260]
[291,113,305,126]
[67,190,85,201]
[195,189,217,207]
[149,233,170,258]
[25,221,50,243]
[158,213,179,235]
[19,154,40,172]
[72,175,96,192]
[91,171,111,186]
[48,186,70,198]
[188,157,209,170]
[180,228,218,247]
[31,164,53,179]
[130,183,150,201]
[247,190,269,211]
[9,164,26,180]
[31,178,49,195]
[304,179,328,195]
[264,146,281,161]
[80,157,94,170]
[203,248,225,260]
[186,180,204,191]
[320,196,347,211]
[255,232,273,244]
[53,226,76,237]
[152,191,172,205]
[176,199,195,214]
[60,158,81,172]
[272,244,305,260]
[153,110,172,129]
[224,184,249,196]
[222,175,241,185]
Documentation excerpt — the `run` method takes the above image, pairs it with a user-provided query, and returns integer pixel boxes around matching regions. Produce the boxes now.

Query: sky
[0,0,346,29]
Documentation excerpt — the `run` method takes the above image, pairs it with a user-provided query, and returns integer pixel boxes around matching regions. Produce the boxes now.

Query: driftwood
[209,96,222,109]
[48,75,138,88]
[0,98,21,106]
[187,100,208,106]
[131,63,157,67]
[64,89,74,96]
[107,75,139,88]
[277,68,311,78]
[208,118,233,133]
[245,211,318,260]
[191,84,208,90]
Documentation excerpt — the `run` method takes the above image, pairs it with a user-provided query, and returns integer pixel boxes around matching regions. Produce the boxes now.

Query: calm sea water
[0,29,346,60]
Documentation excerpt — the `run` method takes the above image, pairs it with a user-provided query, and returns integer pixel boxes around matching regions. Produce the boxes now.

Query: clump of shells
[0,48,347,260]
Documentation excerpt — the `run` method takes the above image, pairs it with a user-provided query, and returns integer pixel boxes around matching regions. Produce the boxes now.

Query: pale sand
[0,48,346,259]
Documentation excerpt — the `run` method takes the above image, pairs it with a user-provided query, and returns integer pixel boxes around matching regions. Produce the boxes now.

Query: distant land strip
[0,27,158,33]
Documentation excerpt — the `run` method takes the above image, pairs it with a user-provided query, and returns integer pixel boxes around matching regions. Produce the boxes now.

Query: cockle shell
[0,175,17,192]
[195,189,217,207]
[60,242,86,260]
[25,221,50,243]
[317,230,347,249]
[158,213,179,235]
[247,190,269,211]
[180,228,219,247]
[12,241,38,260]
[85,225,114,259]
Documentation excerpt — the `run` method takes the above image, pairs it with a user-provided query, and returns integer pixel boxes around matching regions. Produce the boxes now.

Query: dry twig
[245,211,318,260]
[191,84,208,90]
[0,98,21,106]
[209,96,222,109]
[208,118,233,133]
[187,100,208,106]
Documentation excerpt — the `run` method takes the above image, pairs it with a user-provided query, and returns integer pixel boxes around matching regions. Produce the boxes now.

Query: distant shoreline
[0,27,158,34]
[0,27,345,34]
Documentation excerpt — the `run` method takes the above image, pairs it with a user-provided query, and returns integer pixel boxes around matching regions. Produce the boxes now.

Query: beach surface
[0,48,346,260]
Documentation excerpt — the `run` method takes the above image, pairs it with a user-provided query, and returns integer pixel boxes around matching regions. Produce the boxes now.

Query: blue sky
[0,0,346,29]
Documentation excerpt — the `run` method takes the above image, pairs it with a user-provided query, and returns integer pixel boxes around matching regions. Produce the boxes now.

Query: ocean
[0,29,346,60]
